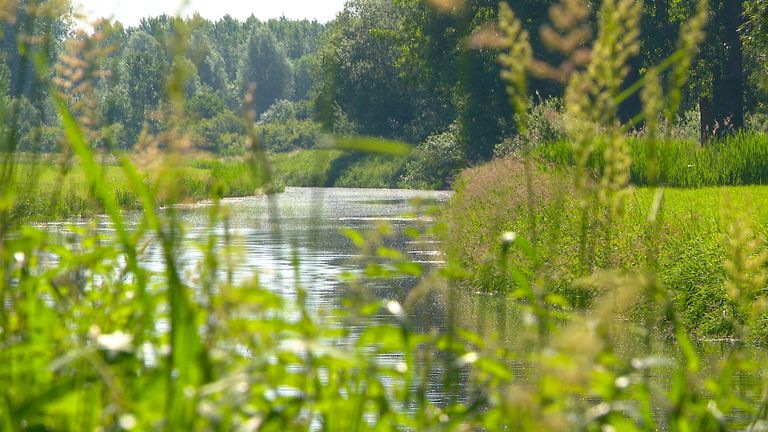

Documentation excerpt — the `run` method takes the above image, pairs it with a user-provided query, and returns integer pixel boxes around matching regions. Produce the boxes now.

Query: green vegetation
[9,157,274,219]
[270,149,455,189]
[444,157,768,341]
[2,0,764,189]
[533,132,768,188]
[3,0,768,430]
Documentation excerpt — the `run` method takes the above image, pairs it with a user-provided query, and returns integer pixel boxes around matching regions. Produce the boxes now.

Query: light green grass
[270,150,410,189]
[11,157,270,219]
[534,132,768,187]
[444,157,768,342]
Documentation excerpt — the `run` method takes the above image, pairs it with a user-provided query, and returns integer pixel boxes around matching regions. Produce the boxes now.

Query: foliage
[494,97,567,157]
[239,28,293,115]
[318,0,423,141]
[401,121,464,189]
[443,157,768,340]
[334,154,407,188]
[270,149,344,187]
[123,31,168,140]
[254,118,322,152]
[193,109,246,152]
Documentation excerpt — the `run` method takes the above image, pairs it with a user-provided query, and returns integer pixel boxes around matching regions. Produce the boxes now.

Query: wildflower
[501,231,517,245]
[96,331,134,354]
[118,414,137,430]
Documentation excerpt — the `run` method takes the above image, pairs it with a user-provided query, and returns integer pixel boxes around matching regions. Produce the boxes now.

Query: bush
[258,99,312,123]
[194,110,246,152]
[255,118,322,152]
[333,155,406,188]
[401,122,463,189]
[494,98,567,157]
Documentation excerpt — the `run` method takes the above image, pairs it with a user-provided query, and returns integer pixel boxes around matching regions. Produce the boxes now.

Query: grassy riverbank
[534,132,768,188]
[443,153,768,342]
[271,150,432,189]
[9,149,433,220]
[10,156,273,219]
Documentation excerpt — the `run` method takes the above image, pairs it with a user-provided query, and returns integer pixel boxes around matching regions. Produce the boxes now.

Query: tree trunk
[700,96,714,142]
[720,0,745,131]
[701,0,745,142]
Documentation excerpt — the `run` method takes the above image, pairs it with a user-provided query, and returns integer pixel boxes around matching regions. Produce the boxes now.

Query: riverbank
[10,156,273,219]
[10,149,447,220]
[442,156,768,343]
[9,150,450,219]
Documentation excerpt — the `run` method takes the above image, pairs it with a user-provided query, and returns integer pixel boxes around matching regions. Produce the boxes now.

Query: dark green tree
[240,28,292,115]
[318,0,428,140]
[210,15,248,86]
[123,31,167,139]
[1,0,71,110]
[697,0,746,138]
[189,30,229,97]
[292,54,320,101]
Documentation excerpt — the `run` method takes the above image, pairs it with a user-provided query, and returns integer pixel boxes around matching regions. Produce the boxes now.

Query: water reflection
[166,187,452,324]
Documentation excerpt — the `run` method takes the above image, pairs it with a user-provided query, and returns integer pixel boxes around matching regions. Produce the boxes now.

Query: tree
[123,31,167,140]
[697,0,746,139]
[210,15,248,86]
[1,0,71,110]
[240,28,292,115]
[189,31,229,96]
[395,0,516,161]
[318,0,426,140]
[292,54,320,101]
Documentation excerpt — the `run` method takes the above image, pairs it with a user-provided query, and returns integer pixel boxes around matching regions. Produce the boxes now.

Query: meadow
[9,149,422,221]
[534,132,768,188]
[443,154,768,342]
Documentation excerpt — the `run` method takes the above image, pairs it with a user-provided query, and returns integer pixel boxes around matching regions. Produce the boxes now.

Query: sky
[73,0,347,26]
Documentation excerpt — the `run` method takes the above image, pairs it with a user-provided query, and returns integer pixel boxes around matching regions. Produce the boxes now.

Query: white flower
[96,331,133,354]
[118,414,137,430]
[501,231,517,245]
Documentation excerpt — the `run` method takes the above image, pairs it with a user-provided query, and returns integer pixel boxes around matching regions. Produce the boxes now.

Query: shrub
[254,118,322,152]
[401,122,463,189]
[193,110,246,152]
[258,99,312,123]
[334,155,406,188]
[494,97,567,157]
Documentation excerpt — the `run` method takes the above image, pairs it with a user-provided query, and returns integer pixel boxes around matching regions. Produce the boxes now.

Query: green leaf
[340,228,365,248]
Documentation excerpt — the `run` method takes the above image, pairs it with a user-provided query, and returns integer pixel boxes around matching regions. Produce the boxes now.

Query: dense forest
[3,0,767,189]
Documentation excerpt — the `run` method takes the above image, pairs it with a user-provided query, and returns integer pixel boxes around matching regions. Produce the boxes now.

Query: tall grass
[536,132,768,188]
[7,159,271,219]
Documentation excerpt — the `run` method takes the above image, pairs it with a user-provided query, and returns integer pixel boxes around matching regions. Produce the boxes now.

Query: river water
[90,186,455,344]
[172,186,451,316]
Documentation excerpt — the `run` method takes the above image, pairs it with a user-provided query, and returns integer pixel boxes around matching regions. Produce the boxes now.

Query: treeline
[2,0,767,188]
[2,2,327,155]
